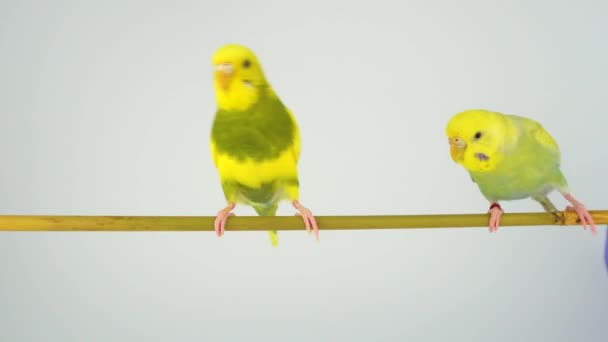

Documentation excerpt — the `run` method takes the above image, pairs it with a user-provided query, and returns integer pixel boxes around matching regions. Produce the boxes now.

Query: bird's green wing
[517,115,560,160]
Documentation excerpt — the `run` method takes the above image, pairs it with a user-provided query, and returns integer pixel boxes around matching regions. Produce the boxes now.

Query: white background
[1,0,607,341]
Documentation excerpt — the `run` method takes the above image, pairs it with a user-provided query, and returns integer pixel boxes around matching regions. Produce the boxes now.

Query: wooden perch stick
[0,210,605,231]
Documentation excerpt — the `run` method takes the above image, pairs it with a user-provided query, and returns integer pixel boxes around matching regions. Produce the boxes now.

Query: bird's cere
[215,63,234,74]
[449,137,466,149]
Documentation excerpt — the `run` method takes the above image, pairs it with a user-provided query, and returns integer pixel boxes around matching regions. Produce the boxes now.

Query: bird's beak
[448,137,466,161]
[214,63,234,90]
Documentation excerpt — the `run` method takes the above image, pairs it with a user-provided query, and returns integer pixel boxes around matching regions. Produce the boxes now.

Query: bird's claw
[293,201,319,241]
[565,204,596,234]
[488,203,503,233]
[214,204,236,237]
[293,212,309,235]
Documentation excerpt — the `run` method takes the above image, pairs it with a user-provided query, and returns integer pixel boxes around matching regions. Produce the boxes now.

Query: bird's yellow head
[212,44,268,111]
[445,109,514,172]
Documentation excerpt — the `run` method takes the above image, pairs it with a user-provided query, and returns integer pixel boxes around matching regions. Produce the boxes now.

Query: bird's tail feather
[533,194,559,213]
[254,203,279,247]
[532,195,561,222]
[268,231,279,247]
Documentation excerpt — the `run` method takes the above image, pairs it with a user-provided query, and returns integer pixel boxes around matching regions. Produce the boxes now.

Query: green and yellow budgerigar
[209,44,319,246]
[446,109,596,233]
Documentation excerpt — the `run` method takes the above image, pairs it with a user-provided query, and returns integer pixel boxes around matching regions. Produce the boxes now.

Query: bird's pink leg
[563,194,596,234]
[214,203,236,237]
[488,202,503,233]
[292,200,319,241]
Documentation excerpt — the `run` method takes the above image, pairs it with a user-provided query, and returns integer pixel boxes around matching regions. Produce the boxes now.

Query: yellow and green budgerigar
[446,109,596,233]
[209,44,319,245]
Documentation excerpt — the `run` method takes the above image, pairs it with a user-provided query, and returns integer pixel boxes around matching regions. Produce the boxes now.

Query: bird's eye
[242,59,251,68]
[474,131,482,139]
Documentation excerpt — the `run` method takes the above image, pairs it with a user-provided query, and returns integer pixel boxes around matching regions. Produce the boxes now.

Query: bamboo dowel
[0,210,605,231]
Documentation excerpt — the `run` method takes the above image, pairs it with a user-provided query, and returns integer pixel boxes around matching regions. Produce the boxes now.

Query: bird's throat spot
[475,152,490,161]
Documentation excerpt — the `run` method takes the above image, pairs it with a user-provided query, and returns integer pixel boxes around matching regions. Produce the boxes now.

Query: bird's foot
[564,203,596,234]
[214,203,236,237]
[563,193,596,234]
[488,202,503,233]
[293,200,319,241]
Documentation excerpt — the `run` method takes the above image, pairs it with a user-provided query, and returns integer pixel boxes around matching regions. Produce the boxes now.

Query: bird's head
[212,44,268,111]
[445,109,511,172]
